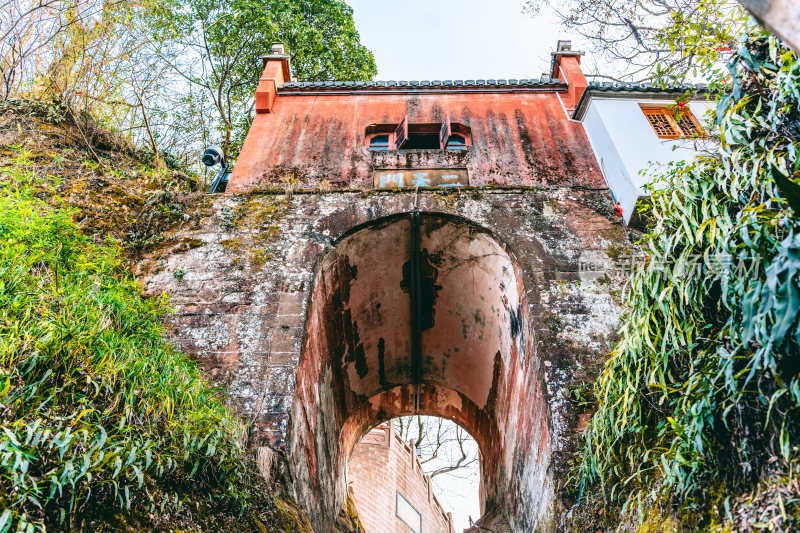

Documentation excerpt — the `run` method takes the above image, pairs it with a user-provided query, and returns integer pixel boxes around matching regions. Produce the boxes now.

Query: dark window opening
[403,132,441,149]
[447,134,467,150]
[365,119,471,150]
[369,134,391,150]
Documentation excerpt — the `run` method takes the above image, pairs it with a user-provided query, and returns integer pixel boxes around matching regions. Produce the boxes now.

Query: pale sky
[345,0,586,80]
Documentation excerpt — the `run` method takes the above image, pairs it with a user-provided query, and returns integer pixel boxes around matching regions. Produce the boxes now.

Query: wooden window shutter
[642,108,679,139]
[439,114,452,149]
[394,115,409,149]
[675,111,703,137]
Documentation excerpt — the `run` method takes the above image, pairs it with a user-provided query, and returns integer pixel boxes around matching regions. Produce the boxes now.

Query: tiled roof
[584,81,709,93]
[279,78,565,92]
[572,81,711,120]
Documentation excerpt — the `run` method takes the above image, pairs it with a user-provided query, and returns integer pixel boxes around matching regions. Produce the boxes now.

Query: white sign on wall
[373,168,469,189]
[396,491,422,533]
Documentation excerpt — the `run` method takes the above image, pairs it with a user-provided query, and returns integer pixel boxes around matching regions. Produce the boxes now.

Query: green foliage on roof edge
[577,30,800,530]
[0,158,249,531]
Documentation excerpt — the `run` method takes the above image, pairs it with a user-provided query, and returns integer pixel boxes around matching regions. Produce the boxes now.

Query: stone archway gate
[137,188,628,532]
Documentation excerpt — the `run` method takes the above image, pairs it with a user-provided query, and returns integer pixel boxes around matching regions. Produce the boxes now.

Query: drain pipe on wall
[565,472,586,522]
[410,185,423,412]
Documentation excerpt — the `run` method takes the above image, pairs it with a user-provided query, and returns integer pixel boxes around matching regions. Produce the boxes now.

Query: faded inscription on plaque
[373,168,469,189]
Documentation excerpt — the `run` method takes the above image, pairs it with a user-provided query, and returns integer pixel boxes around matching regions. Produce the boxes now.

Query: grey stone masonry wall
[135,187,631,531]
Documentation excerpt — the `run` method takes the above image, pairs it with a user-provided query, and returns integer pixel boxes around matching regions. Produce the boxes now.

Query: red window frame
[394,115,409,149]
[366,132,394,150]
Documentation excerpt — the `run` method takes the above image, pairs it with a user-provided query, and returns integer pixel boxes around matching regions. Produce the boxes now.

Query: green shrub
[0,163,245,531]
[580,31,800,526]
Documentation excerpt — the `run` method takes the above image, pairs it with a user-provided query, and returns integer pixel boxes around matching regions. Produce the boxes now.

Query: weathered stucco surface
[136,187,629,532]
[228,89,604,192]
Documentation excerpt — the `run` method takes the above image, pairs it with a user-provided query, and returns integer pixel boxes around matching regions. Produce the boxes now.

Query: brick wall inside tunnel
[135,188,631,532]
[348,423,455,533]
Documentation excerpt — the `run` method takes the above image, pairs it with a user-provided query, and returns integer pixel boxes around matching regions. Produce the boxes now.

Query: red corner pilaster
[255,43,292,114]
[551,41,587,112]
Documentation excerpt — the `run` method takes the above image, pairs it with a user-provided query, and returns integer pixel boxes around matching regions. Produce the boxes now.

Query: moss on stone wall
[0,100,204,259]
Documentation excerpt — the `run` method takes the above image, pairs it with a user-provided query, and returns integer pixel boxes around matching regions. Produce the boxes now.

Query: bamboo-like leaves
[579,33,800,522]
[0,175,246,531]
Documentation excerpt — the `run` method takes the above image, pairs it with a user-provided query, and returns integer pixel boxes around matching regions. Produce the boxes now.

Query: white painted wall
[580,97,713,223]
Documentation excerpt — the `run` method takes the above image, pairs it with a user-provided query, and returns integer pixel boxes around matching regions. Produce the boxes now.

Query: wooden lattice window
[641,106,705,139]
[675,111,703,137]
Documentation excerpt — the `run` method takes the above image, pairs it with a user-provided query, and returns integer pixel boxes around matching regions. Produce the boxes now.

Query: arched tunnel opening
[288,212,555,532]
[347,415,481,532]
